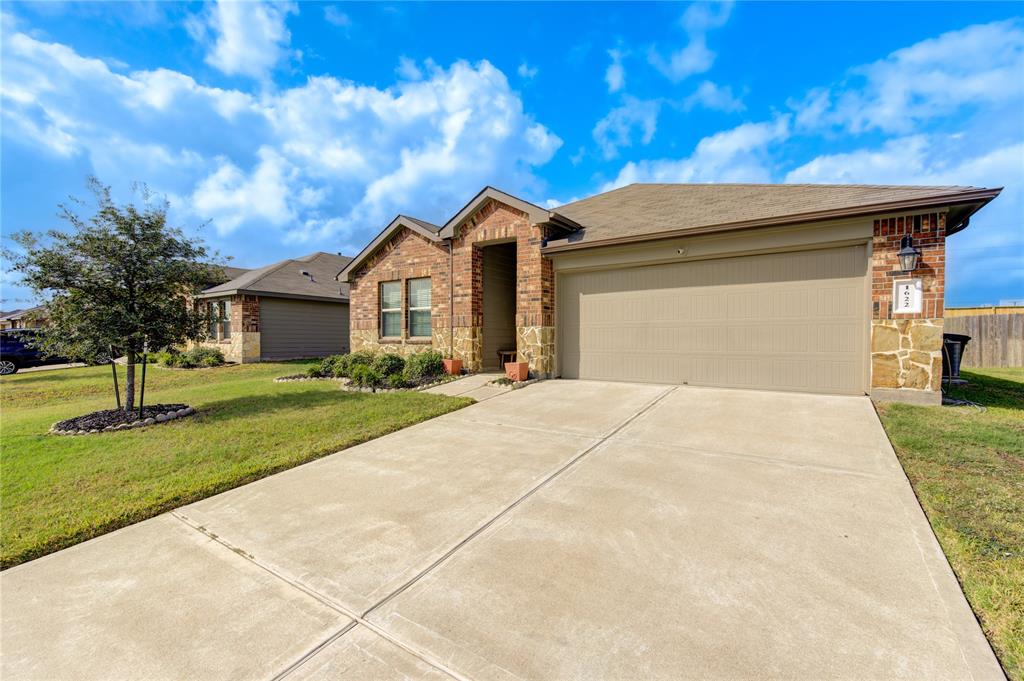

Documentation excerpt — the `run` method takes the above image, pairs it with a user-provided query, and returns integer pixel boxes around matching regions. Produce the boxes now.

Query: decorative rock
[165,411,178,420]
[183,407,195,416]
[144,418,156,426]
[132,421,144,428]
[155,414,168,423]
[176,409,189,417]
[89,429,99,434]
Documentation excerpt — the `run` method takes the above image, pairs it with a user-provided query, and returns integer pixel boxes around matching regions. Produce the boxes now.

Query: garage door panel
[558,246,868,395]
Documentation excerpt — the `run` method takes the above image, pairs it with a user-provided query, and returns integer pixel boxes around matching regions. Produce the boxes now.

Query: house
[338,184,1001,404]
[0,306,48,330]
[196,252,352,363]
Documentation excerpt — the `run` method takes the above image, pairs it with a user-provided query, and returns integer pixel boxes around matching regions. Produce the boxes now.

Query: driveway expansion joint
[170,511,470,681]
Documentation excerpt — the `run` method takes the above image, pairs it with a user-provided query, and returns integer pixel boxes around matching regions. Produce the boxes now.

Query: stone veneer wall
[348,228,451,356]
[869,212,946,404]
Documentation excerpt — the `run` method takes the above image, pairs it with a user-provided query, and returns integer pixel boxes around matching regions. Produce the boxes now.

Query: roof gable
[337,215,443,282]
[437,186,552,239]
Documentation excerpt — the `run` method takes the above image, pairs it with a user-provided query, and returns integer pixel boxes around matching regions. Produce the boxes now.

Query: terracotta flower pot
[443,358,463,375]
[505,361,529,382]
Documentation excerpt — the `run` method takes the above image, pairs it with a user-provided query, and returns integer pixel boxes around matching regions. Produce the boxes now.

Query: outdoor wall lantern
[897,235,922,272]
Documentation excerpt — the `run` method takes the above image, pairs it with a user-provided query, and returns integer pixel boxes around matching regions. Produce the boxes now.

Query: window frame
[206,299,232,340]
[406,277,432,339]
[379,280,402,339]
[219,300,231,340]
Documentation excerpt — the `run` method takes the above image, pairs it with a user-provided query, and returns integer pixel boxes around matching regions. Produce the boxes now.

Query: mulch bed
[53,404,189,433]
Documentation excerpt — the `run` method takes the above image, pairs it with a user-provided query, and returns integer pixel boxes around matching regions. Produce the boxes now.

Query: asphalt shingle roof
[553,184,994,246]
[200,252,352,302]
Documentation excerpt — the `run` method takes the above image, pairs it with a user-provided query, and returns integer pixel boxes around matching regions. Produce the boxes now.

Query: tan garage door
[260,298,349,360]
[558,245,868,395]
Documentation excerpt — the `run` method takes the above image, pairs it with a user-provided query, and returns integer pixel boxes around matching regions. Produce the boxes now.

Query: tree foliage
[7,178,223,410]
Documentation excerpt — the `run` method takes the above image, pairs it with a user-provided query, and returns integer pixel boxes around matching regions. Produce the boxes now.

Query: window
[407,278,432,338]
[207,300,231,340]
[220,300,231,339]
[207,301,218,338]
[380,281,402,337]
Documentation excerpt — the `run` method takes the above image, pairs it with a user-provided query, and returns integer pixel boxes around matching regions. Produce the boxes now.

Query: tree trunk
[124,350,136,412]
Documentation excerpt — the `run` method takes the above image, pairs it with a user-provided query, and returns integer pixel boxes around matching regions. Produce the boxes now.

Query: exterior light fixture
[897,235,921,272]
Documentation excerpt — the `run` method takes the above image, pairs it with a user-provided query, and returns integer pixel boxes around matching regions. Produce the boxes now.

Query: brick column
[869,212,946,404]
[516,221,555,377]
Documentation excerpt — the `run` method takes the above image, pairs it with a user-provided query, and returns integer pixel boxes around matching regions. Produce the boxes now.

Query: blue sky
[2,1,1022,308]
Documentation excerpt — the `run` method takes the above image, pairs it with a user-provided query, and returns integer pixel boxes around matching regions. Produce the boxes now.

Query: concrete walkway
[423,372,507,402]
[0,381,1003,680]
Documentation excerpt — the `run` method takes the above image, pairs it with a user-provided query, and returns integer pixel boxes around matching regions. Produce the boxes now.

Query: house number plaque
[893,278,923,314]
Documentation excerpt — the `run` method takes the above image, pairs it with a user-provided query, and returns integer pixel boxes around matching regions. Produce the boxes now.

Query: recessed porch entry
[482,243,517,371]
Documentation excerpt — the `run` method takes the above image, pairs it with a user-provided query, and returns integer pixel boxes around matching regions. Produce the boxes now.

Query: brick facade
[348,228,451,356]
[347,199,557,375]
[869,211,946,403]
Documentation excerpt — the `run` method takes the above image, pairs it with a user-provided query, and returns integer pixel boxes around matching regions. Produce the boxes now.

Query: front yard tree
[8,178,221,412]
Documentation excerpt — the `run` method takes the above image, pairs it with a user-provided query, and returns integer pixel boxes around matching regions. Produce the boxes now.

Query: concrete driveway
[1,380,1002,680]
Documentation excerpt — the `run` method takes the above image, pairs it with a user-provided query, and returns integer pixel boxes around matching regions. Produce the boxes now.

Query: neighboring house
[196,252,352,363]
[339,184,1001,405]
[0,306,48,330]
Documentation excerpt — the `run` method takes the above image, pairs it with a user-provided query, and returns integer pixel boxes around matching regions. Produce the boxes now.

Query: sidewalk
[424,372,507,402]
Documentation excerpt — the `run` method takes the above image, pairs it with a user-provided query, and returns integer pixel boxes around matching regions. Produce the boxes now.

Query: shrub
[305,365,324,378]
[349,364,383,389]
[151,350,175,367]
[156,346,225,369]
[386,373,408,390]
[200,354,222,368]
[347,350,376,371]
[372,353,405,378]
[318,354,348,377]
[405,350,444,380]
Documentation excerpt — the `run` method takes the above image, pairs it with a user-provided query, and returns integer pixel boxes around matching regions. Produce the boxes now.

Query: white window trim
[380,281,402,338]
[407,278,432,338]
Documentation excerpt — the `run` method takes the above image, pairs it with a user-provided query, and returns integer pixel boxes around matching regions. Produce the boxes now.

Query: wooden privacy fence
[943,313,1024,368]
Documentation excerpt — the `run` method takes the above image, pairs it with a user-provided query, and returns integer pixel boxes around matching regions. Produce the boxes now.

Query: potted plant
[443,357,463,375]
[505,361,529,382]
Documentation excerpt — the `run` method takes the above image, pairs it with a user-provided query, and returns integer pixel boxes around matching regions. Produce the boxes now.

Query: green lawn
[1,362,471,568]
[876,367,1024,680]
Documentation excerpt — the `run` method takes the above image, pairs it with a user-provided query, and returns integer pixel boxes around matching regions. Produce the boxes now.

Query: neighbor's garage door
[558,245,868,395]
[260,298,349,360]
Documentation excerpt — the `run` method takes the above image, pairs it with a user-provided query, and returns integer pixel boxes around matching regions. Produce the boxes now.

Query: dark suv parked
[0,329,68,375]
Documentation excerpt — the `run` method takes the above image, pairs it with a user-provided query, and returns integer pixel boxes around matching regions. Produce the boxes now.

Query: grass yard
[0,362,472,568]
[876,367,1024,680]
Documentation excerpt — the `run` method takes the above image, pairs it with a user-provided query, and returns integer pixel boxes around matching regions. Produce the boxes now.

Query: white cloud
[192,148,299,235]
[605,48,625,93]
[792,19,1024,134]
[648,2,732,82]
[683,80,744,112]
[593,96,661,160]
[605,115,790,189]
[517,62,538,80]
[323,5,350,28]
[192,1,297,80]
[396,56,423,81]
[1,21,561,251]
